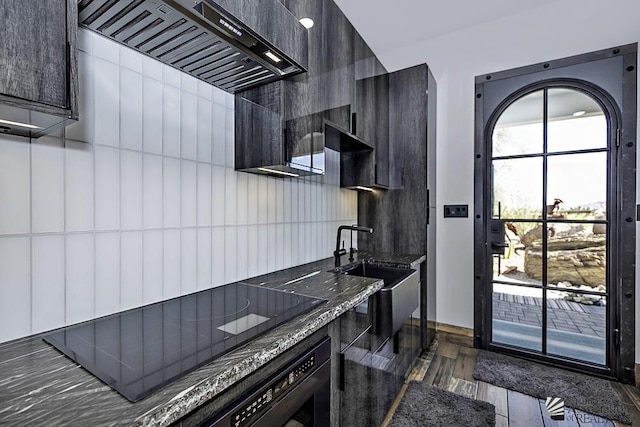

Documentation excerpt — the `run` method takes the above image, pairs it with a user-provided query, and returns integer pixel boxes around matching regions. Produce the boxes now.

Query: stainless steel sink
[336,261,419,338]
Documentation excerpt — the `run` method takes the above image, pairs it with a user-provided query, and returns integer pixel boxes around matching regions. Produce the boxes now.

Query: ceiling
[333,0,561,59]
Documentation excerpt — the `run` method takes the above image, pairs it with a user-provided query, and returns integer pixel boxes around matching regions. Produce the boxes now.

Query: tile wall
[0,29,358,343]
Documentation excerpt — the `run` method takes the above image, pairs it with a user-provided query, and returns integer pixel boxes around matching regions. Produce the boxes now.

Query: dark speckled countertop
[0,252,424,426]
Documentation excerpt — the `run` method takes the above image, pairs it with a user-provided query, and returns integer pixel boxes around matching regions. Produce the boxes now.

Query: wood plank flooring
[383,339,640,426]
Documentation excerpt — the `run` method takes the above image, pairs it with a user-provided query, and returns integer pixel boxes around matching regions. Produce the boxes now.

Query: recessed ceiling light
[572,110,586,117]
[264,51,282,63]
[0,118,41,129]
[299,17,314,29]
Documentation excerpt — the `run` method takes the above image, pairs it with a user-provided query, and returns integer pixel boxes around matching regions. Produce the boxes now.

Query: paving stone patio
[492,292,606,338]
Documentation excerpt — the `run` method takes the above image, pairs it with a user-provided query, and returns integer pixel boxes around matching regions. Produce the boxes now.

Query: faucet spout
[334,225,373,268]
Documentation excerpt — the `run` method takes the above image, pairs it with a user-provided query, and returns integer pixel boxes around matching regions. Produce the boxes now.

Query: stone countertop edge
[140,276,384,427]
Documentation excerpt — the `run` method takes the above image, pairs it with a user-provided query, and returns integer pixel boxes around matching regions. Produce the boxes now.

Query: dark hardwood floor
[383,333,640,426]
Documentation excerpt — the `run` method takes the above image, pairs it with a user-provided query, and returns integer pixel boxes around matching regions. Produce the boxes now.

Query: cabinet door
[355,74,389,187]
[0,0,69,108]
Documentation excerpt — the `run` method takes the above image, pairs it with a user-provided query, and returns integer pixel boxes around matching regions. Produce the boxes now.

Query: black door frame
[473,44,637,383]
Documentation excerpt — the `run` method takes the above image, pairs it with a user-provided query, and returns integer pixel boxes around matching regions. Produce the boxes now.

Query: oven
[204,337,331,427]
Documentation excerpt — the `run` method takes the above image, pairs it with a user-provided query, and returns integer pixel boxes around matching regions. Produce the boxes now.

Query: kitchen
[0,0,639,426]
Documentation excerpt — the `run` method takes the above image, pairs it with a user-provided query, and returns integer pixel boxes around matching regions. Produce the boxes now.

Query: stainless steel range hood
[78,0,308,93]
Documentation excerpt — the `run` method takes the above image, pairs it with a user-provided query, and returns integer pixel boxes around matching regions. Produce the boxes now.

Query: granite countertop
[0,252,425,426]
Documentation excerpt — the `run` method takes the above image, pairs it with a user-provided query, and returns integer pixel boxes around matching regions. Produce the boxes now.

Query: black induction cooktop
[43,283,326,402]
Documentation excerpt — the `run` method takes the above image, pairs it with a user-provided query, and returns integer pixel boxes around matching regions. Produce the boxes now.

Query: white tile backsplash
[0,30,357,344]
[120,150,143,230]
[95,232,120,317]
[197,163,212,226]
[181,228,197,295]
[94,58,120,147]
[65,140,94,231]
[121,231,143,310]
[197,228,212,289]
[65,233,95,324]
[163,157,181,228]
[120,68,143,151]
[181,160,197,227]
[143,153,163,228]
[236,225,248,281]
[95,145,120,230]
[143,230,163,303]
[0,135,30,235]
[181,92,198,161]
[0,237,31,342]
[163,229,181,298]
[32,235,65,333]
[31,137,64,233]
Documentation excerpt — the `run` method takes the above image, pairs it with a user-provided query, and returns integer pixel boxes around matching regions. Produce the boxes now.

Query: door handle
[491,242,509,248]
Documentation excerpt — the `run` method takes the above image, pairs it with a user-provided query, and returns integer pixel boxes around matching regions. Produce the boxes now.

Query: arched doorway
[474,45,636,382]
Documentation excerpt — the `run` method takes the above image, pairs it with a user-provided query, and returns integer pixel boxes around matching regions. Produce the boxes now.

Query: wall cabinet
[0,0,78,137]
[234,0,387,178]
[340,73,390,189]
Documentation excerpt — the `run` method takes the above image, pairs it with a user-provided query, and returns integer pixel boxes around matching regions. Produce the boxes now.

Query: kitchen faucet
[334,225,373,268]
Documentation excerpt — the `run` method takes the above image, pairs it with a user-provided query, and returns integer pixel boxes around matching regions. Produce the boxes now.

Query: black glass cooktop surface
[44,283,325,402]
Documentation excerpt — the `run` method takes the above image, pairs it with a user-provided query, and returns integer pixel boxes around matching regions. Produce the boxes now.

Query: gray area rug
[473,350,631,424]
[390,381,496,427]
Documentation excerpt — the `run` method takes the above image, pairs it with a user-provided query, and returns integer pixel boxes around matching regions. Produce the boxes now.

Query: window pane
[492,221,542,286]
[547,88,607,153]
[492,283,542,352]
[546,290,606,365]
[492,90,543,157]
[492,157,542,219]
[547,152,607,220]
[546,222,606,292]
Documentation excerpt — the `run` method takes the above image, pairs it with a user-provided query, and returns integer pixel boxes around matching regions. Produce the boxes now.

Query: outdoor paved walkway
[492,292,605,338]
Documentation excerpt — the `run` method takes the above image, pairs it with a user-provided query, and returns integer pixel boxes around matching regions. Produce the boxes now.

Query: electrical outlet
[444,204,468,218]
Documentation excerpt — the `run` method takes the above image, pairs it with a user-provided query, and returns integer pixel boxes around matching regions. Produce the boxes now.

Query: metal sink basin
[337,261,419,338]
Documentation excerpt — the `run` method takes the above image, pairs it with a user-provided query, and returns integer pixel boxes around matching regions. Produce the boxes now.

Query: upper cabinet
[78,0,307,94]
[234,0,388,178]
[340,72,390,189]
[0,0,78,138]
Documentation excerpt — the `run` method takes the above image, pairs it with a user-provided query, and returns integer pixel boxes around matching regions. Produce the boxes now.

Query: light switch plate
[444,204,468,218]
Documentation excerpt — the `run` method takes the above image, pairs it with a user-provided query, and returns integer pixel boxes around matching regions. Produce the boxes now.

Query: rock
[524,237,606,287]
[528,235,606,251]
[593,212,606,235]
[520,225,546,247]
[502,265,518,275]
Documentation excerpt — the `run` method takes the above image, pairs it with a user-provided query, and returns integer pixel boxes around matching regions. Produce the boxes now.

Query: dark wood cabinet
[235,0,387,178]
[335,294,421,426]
[340,73,390,189]
[358,65,437,349]
[0,0,78,137]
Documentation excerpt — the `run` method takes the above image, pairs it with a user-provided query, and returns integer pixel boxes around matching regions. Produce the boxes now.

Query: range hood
[78,0,308,93]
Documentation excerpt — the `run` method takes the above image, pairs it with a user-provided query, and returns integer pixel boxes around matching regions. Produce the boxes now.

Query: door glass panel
[547,88,607,153]
[546,290,606,365]
[492,221,542,285]
[492,157,542,219]
[546,223,607,292]
[492,90,543,157]
[492,283,542,351]
[547,152,607,220]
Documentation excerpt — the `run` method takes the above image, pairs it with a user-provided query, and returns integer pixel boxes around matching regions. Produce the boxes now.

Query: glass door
[489,87,611,366]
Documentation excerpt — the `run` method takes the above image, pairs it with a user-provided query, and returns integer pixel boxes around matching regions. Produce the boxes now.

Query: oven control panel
[231,354,316,427]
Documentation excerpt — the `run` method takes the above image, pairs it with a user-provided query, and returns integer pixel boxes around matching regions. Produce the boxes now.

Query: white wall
[372,0,640,361]
[0,29,358,344]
